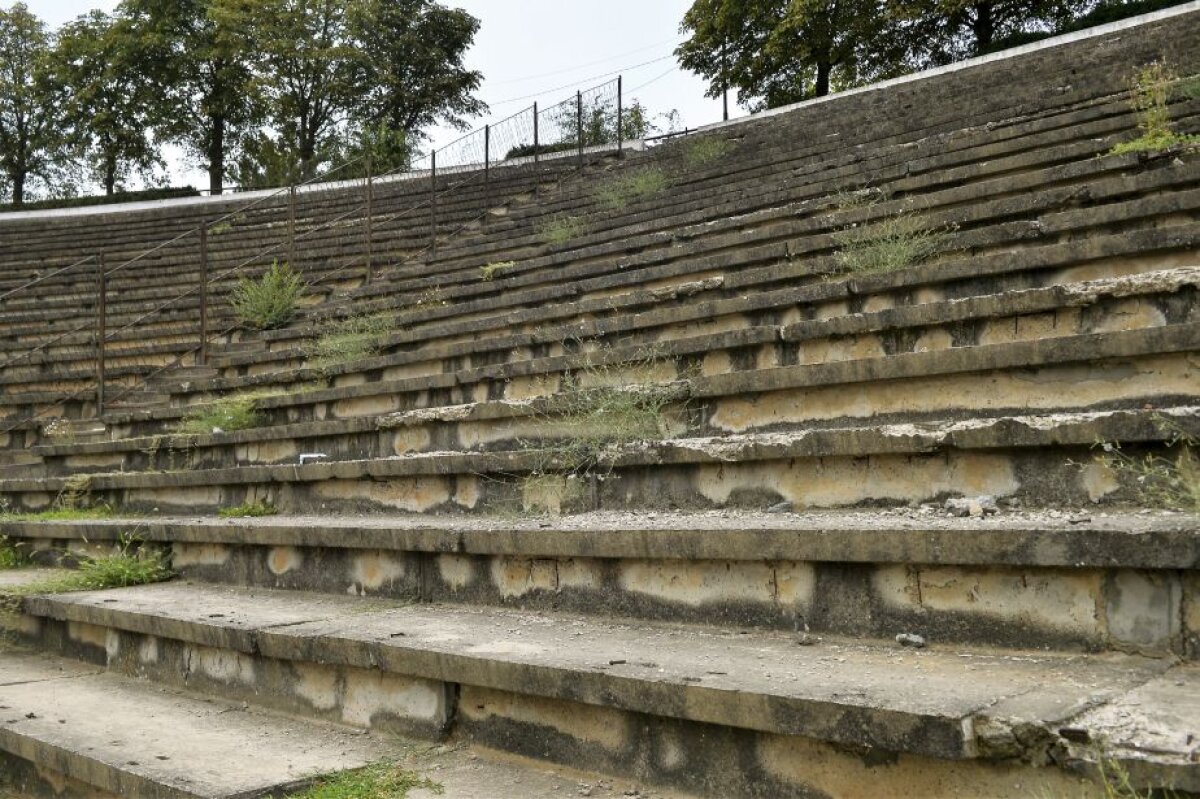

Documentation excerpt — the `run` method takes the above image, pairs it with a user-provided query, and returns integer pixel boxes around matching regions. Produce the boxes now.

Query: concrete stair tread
[22,581,1197,770]
[0,648,396,798]
[4,509,1197,570]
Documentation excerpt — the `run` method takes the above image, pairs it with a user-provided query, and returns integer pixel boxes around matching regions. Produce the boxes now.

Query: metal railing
[0,77,628,443]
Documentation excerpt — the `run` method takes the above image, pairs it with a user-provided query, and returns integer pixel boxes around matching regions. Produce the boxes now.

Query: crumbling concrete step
[0,649,395,798]
[18,582,1200,794]
[5,510,1196,657]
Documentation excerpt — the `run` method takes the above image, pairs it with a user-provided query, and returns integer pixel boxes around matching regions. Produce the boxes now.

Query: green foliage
[480,261,516,281]
[1098,420,1200,513]
[1,537,172,612]
[0,3,63,206]
[0,536,29,570]
[218,500,277,518]
[305,313,392,373]
[833,191,946,275]
[232,261,305,330]
[683,136,734,168]
[1,186,196,212]
[176,393,269,435]
[595,167,670,209]
[288,763,443,799]
[1110,62,1200,155]
[0,506,115,523]
[538,214,587,246]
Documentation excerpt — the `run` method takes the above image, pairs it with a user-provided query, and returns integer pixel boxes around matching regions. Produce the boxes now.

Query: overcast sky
[29,0,730,189]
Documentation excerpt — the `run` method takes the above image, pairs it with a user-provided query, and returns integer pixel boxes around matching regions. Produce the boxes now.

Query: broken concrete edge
[2,512,1198,569]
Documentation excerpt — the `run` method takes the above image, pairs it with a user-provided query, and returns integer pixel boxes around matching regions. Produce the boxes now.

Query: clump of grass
[218,500,277,518]
[0,506,115,523]
[538,214,587,246]
[595,167,669,209]
[288,762,443,799]
[683,136,734,168]
[0,536,28,570]
[480,260,516,282]
[232,260,305,330]
[305,313,392,374]
[1110,61,1200,155]
[832,189,947,275]
[175,390,284,435]
[1096,418,1199,512]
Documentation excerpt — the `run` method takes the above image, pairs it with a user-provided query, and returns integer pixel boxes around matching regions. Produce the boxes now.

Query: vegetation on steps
[1110,61,1200,155]
[833,189,948,275]
[0,506,115,523]
[287,762,443,799]
[0,536,28,570]
[594,166,670,209]
[1096,418,1199,513]
[479,260,516,281]
[305,313,393,373]
[175,388,295,435]
[232,261,306,330]
[218,500,278,518]
[538,213,587,246]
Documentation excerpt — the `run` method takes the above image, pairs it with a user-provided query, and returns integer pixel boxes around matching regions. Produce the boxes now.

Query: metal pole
[577,91,584,169]
[617,76,624,157]
[288,184,297,266]
[430,150,438,252]
[533,102,539,165]
[365,161,374,285]
[96,253,106,419]
[484,124,491,226]
[199,224,209,366]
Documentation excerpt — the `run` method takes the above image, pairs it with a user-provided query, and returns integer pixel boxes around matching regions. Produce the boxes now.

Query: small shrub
[232,261,305,330]
[1110,62,1200,155]
[176,392,272,435]
[305,313,392,374]
[287,762,443,799]
[0,536,28,570]
[480,261,516,282]
[833,190,947,275]
[218,500,277,518]
[595,167,669,209]
[683,136,734,168]
[538,214,587,246]
[1097,418,1199,512]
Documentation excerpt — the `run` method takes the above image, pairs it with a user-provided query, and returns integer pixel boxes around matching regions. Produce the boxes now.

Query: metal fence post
[199,224,209,366]
[533,102,540,165]
[430,150,438,252]
[577,91,584,169]
[95,253,106,419]
[365,159,374,285]
[484,124,491,226]
[288,184,297,266]
[617,75,624,157]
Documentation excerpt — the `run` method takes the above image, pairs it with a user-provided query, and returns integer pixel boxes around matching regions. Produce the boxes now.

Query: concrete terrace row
[2,6,1200,798]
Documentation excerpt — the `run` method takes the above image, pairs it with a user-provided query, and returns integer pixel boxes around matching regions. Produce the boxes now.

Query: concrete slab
[28,582,1180,763]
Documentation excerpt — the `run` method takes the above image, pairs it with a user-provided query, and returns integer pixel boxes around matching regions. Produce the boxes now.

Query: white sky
[28,0,731,190]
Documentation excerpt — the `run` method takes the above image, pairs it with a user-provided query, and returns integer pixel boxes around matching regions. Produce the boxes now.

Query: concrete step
[5,510,1197,657]
[0,649,675,799]
[15,581,1199,796]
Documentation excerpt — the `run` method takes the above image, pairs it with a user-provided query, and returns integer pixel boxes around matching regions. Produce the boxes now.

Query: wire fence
[0,77,629,443]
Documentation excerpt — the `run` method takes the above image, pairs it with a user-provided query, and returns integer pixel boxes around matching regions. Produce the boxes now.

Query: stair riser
[8,615,1109,799]
[0,750,122,799]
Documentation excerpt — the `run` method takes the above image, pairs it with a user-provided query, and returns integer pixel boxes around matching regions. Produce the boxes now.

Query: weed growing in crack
[1095,417,1199,512]
[218,500,277,518]
[0,506,114,523]
[1110,61,1200,155]
[832,189,949,275]
[305,313,392,375]
[232,260,306,330]
[683,136,734,168]
[286,762,443,798]
[538,214,587,246]
[175,388,290,435]
[0,536,28,570]
[594,167,670,209]
[480,261,516,282]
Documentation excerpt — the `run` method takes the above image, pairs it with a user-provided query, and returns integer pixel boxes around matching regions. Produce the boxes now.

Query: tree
[117,0,261,195]
[344,0,486,138]
[48,10,161,196]
[0,3,60,206]
[895,0,1092,62]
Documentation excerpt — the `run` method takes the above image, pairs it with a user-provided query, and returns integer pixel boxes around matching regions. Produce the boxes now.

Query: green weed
[833,190,947,275]
[232,260,305,330]
[0,536,28,570]
[218,500,277,518]
[538,214,587,246]
[305,313,392,374]
[1110,62,1200,155]
[1097,419,1199,513]
[683,136,734,168]
[287,762,443,799]
[175,390,284,435]
[0,506,114,523]
[480,261,516,282]
[595,167,669,209]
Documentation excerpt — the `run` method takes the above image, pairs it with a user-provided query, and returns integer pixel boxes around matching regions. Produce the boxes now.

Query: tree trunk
[208,115,226,196]
[815,61,832,97]
[12,171,25,207]
[104,154,117,196]
[972,1,995,52]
